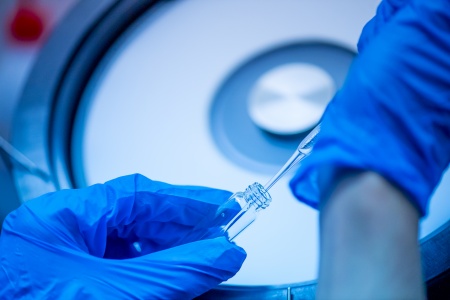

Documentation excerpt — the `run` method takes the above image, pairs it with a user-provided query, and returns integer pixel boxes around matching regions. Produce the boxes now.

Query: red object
[8,4,47,43]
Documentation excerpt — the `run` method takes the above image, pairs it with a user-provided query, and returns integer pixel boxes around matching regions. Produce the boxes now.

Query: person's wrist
[318,167,421,218]
[317,170,425,299]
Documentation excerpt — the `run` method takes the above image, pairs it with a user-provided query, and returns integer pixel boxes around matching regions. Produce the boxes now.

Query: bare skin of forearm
[316,171,426,300]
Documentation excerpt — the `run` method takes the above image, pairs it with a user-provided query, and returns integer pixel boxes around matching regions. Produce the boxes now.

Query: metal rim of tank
[10,0,450,298]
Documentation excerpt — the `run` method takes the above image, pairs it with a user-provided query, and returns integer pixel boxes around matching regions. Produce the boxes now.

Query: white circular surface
[72,0,450,286]
[248,63,335,135]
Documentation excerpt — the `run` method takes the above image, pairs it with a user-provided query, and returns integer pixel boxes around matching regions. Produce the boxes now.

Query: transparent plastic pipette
[264,123,321,191]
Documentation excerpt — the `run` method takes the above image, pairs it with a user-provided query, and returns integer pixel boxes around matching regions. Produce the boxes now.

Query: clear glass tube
[176,124,320,245]
[177,182,272,244]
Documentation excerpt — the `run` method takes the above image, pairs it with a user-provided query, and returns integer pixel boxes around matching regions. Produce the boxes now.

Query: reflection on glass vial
[178,182,272,245]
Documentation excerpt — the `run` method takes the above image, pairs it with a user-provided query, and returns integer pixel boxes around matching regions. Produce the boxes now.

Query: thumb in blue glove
[0,174,246,299]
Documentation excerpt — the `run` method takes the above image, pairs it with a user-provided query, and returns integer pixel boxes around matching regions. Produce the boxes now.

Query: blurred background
[1,0,449,298]
[0,0,78,227]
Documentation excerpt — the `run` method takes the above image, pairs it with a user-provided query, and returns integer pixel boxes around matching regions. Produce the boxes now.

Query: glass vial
[178,182,272,244]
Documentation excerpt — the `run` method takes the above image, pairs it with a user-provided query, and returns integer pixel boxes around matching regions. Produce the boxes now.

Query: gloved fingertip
[113,237,247,298]
[289,165,321,210]
[198,237,247,270]
[214,236,247,260]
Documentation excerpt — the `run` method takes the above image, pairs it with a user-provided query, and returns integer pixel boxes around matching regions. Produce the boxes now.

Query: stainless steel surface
[5,0,450,298]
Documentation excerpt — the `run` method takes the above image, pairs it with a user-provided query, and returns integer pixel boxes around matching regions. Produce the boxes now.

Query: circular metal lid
[10,0,450,298]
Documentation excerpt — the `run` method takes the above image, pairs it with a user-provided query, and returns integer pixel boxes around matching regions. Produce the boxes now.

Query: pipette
[264,123,321,191]
[175,123,321,245]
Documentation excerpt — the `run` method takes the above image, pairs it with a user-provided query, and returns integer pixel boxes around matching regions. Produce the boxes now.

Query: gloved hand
[0,174,246,299]
[290,0,450,216]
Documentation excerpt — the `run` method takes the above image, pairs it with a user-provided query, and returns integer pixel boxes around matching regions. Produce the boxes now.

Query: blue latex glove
[290,0,450,216]
[0,174,246,299]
